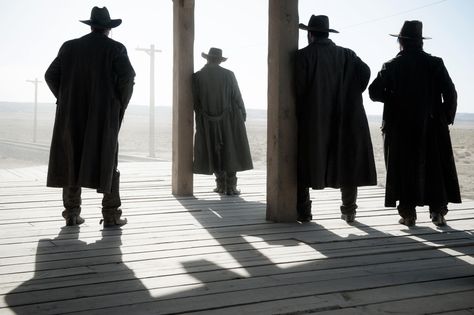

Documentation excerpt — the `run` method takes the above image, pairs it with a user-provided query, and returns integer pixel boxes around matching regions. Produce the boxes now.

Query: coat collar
[309,38,334,47]
[396,47,424,57]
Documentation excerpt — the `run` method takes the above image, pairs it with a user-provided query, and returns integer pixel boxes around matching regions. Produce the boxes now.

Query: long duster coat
[45,32,135,193]
[192,63,253,174]
[295,38,377,189]
[369,48,461,207]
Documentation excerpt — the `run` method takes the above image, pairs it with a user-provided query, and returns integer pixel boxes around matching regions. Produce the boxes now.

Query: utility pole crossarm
[136,47,162,54]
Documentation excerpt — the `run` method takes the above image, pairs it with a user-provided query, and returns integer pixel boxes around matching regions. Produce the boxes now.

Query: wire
[341,0,449,30]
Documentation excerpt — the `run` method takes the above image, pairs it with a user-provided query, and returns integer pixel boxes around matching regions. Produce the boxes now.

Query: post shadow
[5,199,473,313]
[154,196,474,313]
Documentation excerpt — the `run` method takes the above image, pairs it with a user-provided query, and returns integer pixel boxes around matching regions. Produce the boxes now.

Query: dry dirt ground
[1,109,473,199]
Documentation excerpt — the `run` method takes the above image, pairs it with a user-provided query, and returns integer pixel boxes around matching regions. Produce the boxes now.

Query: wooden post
[266,0,299,222]
[172,0,194,196]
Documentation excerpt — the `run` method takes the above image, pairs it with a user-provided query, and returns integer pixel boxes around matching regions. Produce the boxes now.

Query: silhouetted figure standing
[296,15,377,223]
[192,48,253,195]
[369,20,461,227]
[45,7,135,227]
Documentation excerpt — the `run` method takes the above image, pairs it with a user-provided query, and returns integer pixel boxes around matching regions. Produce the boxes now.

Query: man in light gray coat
[192,48,253,195]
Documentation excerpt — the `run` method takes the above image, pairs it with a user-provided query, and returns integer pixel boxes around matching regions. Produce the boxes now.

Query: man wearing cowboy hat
[369,20,460,227]
[192,48,253,195]
[45,7,135,227]
[295,15,377,223]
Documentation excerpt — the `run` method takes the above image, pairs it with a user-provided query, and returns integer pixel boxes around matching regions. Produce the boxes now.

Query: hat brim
[299,23,339,33]
[80,19,122,29]
[389,34,431,40]
[201,52,227,62]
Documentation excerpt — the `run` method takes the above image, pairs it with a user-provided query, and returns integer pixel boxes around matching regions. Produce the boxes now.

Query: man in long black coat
[192,48,253,195]
[296,15,377,223]
[45,7,135,227]
[369,20,461,227]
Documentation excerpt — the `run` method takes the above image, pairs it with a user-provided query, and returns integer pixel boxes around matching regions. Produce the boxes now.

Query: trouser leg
[101,169,127,227]
[102,169,121,210]
[340,186,358,214]
[297,181,312,221]
[62,187,84,225]
[63,187,82,214]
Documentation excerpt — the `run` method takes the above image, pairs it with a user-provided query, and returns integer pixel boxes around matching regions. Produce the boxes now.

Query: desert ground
[1,105,473,199]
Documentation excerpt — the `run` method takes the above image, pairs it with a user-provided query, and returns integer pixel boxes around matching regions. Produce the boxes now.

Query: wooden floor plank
[187,278,474,315]
[0,161,473,314]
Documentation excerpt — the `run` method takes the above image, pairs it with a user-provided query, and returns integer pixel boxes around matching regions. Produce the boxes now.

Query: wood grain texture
[0,161,473,314]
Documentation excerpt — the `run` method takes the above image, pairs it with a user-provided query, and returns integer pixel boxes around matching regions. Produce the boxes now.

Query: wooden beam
[172,0,195,196]
[266,0,299,222]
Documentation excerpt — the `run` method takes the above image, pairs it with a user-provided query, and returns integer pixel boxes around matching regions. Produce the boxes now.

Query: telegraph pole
[136,45,162,158]
[26,78,42,143]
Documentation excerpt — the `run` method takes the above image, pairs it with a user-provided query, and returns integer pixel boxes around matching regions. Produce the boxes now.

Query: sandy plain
[1,105,473,199]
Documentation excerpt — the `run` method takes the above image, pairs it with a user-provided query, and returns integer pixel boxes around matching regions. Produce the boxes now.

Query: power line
[341,0,449,30]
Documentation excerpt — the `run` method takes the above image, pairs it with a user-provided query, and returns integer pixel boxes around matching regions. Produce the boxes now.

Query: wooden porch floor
[0,161,473,314]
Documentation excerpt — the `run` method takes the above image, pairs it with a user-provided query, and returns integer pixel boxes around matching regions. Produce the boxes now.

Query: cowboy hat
[390,20,431,40]
[201,47,227,62]
[299,15,339,33]
[80,6,122,29]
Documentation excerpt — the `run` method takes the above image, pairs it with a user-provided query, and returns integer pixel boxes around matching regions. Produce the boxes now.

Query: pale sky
[0,0,473,115]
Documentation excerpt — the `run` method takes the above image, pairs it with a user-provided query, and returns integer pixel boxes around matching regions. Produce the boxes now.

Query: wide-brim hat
[299,15,339,33]
[201,47,227,62]
[80,6,122,29]
[390,20,431,40]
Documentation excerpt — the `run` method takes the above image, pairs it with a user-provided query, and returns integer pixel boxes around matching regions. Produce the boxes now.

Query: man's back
[296,38,359,103]
[44,6,133,227]
[59,33,117,90]
[295,37,374,189]
[192,49,252,178]
[370,49,456,127]
[295,14,376,223]
[193,64,239,117]
[45,31,135,192]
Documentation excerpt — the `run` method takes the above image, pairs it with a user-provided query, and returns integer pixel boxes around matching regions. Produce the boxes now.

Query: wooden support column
[267,0,299,222]
[172,0,194,195]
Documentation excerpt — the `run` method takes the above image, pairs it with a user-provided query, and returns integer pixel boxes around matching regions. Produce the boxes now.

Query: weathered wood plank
[0,161,473,315]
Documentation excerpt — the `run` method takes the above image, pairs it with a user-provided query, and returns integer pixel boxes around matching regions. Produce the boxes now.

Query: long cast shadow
[160,194,474,313]
[4,226,152,314]
[4,194,474,314]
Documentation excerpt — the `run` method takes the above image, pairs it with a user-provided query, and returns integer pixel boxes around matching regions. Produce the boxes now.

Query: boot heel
[65,215,84,226]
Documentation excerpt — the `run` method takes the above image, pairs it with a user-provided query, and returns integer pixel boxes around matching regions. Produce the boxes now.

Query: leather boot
[297,200,313,222]
[297,185,312,222]
[100,208,127,227]
[225,173,240,196]
[62,207,85,226]
[430,212,447,226]
[213,172,226,194]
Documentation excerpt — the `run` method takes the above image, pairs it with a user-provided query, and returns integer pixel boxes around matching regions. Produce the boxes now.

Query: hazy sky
[0,0,473,115]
